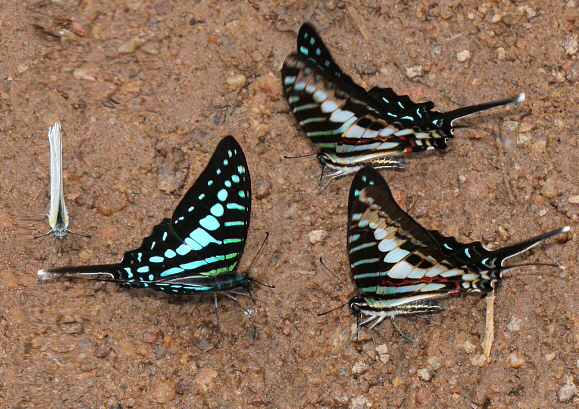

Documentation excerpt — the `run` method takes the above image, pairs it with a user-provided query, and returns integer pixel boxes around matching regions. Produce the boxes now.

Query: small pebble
[568,195,579,204]
[458,175,467,184]
[470,354,486,367]
[194,367,218,394]
[375,344,389,363]
[517,133,532,145]
[141,42,159,55]
[350,395,371,409]
[282,320,291,336]
[308,229,327,245]
[406,65,423,79]
[73,67,97,81]
[508,352,526,368]
[226,73,247,90]
[254,177,272,200]
[143,332,158,343]
[427,356,443,371]
[541,177,559,198]
[563,34,579,56]
[71,21,88,37]
[558,378,578,402]
[463,340,476,354]
[531,140,546,155]
[545,352,556,362]
[417,368,433,382]
[351,361,369,375]
[150,381,176,404]
[507,317,523,332]
[392,377,403,387]
[456,50,471,62]
[496,47,506,60]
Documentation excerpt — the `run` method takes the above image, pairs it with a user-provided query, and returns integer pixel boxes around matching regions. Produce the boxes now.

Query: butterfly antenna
[284,152,317,160]
[317,300,349,317]
[247,232,269,272]
[245,232,275,289]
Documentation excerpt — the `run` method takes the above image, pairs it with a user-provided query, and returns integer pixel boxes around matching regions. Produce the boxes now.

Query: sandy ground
[1,1,579,407]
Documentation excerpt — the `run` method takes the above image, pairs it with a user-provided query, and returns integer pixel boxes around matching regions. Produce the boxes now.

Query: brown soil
[2,1,578,407]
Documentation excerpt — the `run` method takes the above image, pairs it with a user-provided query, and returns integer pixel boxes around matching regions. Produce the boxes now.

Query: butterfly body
[282,23,524,180]
[347,166,568,330]
[39,136,253,296]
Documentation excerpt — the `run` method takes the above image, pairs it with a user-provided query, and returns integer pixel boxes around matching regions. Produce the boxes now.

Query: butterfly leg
[213,293,220,327]
[390,317,416,343]
[352,314,383,342]
[222,292,254,318]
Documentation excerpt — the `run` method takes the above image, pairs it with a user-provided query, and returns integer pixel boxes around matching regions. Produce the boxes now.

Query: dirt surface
[1,1,579,407]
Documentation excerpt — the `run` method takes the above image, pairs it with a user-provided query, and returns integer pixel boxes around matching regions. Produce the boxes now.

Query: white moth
[47,121,70,238]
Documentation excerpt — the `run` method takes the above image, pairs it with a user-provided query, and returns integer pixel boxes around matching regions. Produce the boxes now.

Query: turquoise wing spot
[150,241,156,250]
[237,165,244,174]
[224,238,242,244]
[176,244,192,255]
[165,249,177,258]
[150,256,164,263]
[184,237,203,250]
[223,159,229,166]
[198,193,205,200]
[137,252,142,262]
[188,206,194,212]
[160,267,185,277]
[225,221,245,227]
[137,266,149,273]
[238,191,245,198]
[228,149,233,158]
[188,227,222,247]
[216,168,221,175]
[180,259,207,270]
[225,180,232,188]
[162,232,167,241]
[124,267,133,278]
[148,274,155,281]
[208,180,213,186]
[226,203,245,211]
[200,215,220,231]
[217,189,228,201]
[210,203,224,217]
[232,175,240,183]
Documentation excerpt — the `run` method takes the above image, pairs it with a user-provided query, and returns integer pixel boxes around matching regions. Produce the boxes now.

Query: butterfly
[347,166,569,335]
[282,23,525,182]
[39,136,254,301]
[28,122,90,250]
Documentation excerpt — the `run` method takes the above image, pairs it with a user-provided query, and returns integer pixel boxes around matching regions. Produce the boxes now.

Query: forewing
[347,167,469,300]
[116,136,251,292]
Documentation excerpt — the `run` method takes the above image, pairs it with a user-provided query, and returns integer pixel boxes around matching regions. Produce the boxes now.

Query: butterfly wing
[39,136,252,295]
[47,121,70,236]
[348,167,468,306]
